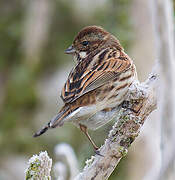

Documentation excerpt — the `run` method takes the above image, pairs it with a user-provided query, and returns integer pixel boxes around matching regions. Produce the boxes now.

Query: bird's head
[65,26,122,60]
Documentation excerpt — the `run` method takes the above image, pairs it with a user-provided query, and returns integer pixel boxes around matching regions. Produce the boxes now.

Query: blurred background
[0,0,174,179]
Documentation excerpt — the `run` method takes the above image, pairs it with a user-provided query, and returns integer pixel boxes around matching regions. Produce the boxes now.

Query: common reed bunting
[34,26,137,152]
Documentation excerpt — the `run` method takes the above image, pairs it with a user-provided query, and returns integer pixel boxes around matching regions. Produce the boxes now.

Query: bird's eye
[81,41,89,46]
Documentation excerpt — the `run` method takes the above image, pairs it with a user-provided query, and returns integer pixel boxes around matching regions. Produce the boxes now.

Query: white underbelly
[63,103,120,130]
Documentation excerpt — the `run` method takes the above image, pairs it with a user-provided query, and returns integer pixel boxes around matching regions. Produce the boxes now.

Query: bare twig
[74,66,158,180]
[54,143,79,180]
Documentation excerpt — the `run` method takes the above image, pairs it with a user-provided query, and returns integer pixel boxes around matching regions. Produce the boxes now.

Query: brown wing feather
[61,53,132,103]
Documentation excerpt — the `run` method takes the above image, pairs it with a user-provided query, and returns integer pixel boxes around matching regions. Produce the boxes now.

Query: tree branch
[74,65,158,180]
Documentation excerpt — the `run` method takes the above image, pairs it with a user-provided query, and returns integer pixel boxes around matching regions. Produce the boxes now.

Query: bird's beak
[65,45,76,54]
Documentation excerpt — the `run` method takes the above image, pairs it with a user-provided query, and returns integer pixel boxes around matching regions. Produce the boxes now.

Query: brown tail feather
[33,106,70,137]
[49,106,69,128]
[33,123,49,137]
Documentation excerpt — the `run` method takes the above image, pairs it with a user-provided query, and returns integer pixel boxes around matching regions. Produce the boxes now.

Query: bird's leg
[79,124,99,151]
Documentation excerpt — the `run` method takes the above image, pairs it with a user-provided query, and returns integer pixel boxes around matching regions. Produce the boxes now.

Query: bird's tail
[33,106,69,137]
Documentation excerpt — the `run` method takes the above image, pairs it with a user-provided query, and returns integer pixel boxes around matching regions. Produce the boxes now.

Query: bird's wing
[61,55,132,103]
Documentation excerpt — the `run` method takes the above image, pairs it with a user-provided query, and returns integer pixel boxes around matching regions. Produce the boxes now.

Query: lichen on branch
[25,151,52,180]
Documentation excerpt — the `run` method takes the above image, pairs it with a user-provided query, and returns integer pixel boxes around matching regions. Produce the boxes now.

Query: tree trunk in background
[22,0,52,66]
[149,0,175,179]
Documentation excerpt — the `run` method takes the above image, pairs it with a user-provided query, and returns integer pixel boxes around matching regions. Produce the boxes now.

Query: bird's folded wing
[61,57,131,103]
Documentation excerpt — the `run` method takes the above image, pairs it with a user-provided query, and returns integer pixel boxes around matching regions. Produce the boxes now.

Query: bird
[34,25,137,152]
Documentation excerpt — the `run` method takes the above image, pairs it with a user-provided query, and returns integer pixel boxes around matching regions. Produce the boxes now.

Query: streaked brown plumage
[34,26,137,151]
